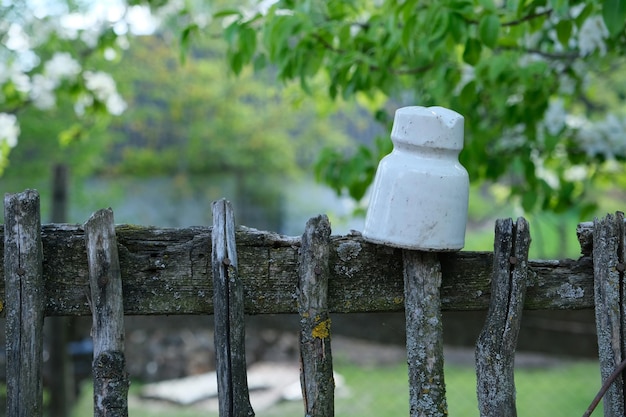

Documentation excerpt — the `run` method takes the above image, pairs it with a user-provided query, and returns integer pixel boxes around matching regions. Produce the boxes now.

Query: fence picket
[298,215,334,417]
[211,199,254,417]
[403,251,447,417]
[592,212,626,417]
[4,190,45,417]
[475,217,531,417]
[85,208,129,417]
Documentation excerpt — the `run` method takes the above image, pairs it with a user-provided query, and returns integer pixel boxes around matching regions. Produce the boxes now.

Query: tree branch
[502,8,553,27]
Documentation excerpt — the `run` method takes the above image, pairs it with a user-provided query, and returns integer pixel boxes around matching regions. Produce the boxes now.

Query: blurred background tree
[215,0,626,217]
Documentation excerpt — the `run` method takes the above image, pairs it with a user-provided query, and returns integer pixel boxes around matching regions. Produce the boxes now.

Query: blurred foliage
[1,22,361,184]
[213,0,626,216]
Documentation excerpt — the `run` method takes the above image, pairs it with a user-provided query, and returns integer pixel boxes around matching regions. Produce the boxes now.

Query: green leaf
[238,25,257,63]
[429,7,450,42]
[603,0,626,37]
[487,54,509,81]
[521,190,538,212]
[555,19,572,46]
[478,14,500,48]
[463,38,482,65]
[458,80,476,107]
[449,13,468,43]
[548,0,570,17]
[213,9,242,18]
[477,0,496,12]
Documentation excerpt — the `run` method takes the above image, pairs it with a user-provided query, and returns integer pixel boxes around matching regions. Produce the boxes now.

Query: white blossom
[532,151,560,189]
[80,29,101,48]
[44,52,82,85]
[558,73,576,95]
[0,113,20,149]
[564,165,588,182]
[83,71,127,115]
[105,93,127,115]
[576,114,626,159]
[578,15,609,56]
[543,98,566,136]
[0,61,31,93]
[126,5,160,35]
[6,23,31,52]
[497,124,527,151]
[73,93,94,116]
[30,74,57,110]
[84,71,117,100]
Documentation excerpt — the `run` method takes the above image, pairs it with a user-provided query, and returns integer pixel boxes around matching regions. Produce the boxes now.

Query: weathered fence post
[403,251,448,416]
[298,215,334,417]
[475,218,530,417]
[212,199,254,417]
[592,212,626,417]
[5,190,45,417]
[85,208,129,417]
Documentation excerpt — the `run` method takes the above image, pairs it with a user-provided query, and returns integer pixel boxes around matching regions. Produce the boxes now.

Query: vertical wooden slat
[212,199,254,417]
[592,212,626,417]
[298,215,334,417]
[403,250,447,417]
[85,208,129,417]
[475,217,530,417]
[5,189,45,417]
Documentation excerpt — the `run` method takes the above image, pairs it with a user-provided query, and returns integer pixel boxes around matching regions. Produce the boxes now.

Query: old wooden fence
[3,188,626,417]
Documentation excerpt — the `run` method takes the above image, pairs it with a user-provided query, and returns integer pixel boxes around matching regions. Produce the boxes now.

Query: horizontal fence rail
[0,224,596,317]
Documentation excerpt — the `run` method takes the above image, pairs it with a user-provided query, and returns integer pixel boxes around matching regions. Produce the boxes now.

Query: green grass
[70,359,603,417]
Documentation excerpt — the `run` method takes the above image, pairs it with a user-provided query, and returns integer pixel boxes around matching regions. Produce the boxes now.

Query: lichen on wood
[0,221,599,317]
[299,215,334,417]
[403,250,448,417]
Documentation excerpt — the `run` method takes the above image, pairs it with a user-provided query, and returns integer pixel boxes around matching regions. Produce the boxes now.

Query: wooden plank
[298,215,334,417]
[403,251,447,417]
[0,225,596,316]
[4,190,45,417]
[212,199,254,417]
[592,212,626,417]
[85,208,129,417]
[476,218,531,417]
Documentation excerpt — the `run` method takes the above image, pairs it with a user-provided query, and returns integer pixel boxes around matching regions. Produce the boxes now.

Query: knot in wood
[222,258,231,266]
[16,267,26,276]
[314,265,322,275]
[509,256,518,265]
[617,263,626,272]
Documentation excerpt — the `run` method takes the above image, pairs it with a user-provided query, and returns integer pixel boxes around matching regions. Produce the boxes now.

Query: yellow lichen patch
[0,300,3,312]
[312,318,331,339]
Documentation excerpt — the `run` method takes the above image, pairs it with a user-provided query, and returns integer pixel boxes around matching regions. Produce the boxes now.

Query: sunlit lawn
[71,359,602,417]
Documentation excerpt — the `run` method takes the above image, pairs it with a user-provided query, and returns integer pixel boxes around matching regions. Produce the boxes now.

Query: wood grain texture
[85,208,129,417]
[404,251,447,417]
[0,224,595,316]
[476,218,531,417]
[212,200,254,417]
[298,215,334,417]
[592,212,626,417]
[4,190,45,417]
